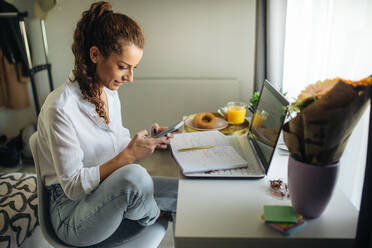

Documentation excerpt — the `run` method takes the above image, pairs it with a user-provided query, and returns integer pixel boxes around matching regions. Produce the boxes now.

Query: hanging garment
[0,48,30,109]
[0,0,30,109]
[0,0,29,76]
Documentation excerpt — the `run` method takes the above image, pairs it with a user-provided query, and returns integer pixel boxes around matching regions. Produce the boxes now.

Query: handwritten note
[171,130,230,150]
[170,131,248,173]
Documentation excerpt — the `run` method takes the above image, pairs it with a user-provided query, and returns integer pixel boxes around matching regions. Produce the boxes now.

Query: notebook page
[170,130,230,151]
[174,146,248,173]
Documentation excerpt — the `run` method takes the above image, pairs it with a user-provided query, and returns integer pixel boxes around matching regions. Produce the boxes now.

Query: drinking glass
[227,101,247,124]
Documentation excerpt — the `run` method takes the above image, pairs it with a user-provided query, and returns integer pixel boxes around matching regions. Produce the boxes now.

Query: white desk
[174,149,359,248]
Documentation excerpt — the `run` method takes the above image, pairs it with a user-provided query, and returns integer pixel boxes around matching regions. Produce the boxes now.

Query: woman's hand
[100,125,178,181]
[100,130,168,181]
[150,123,179,149]
[124,129,170,160]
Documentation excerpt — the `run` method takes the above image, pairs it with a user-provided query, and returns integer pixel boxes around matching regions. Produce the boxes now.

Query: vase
[288,156,339,218]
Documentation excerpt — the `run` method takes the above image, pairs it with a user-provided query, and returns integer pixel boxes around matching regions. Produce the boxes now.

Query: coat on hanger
[0,0,30,109]
[0,0,29,74]
[0,49,29,109]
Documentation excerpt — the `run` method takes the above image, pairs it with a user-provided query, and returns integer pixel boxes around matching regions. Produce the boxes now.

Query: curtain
[265,0,287,90]
[254,0,287,91]
[282,0,372,209]
[254,0,266,92]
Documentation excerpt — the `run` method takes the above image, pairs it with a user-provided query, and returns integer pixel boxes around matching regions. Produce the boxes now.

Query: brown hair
[71,1,144,123]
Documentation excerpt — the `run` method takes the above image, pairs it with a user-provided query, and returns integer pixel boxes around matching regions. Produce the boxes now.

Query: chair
[29,132,169,248]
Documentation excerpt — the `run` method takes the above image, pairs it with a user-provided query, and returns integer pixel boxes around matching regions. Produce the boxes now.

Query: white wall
[120,78,240,133]
[0,0,256,136]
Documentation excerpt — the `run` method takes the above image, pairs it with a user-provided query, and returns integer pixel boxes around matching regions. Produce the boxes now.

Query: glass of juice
[227,101,247,124]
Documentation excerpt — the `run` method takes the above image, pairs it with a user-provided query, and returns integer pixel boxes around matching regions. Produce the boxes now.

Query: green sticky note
[263,205,298,224]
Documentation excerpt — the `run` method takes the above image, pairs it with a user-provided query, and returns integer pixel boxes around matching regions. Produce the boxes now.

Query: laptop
[183,79,289,178]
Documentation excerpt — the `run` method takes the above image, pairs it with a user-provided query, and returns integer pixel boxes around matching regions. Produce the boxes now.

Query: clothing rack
[0,11,54,117]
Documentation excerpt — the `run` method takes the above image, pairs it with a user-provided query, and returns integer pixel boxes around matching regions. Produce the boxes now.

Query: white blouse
[37,78,131,200]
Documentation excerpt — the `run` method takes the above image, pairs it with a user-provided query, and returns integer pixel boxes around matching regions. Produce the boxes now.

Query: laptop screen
[249,80,289,172]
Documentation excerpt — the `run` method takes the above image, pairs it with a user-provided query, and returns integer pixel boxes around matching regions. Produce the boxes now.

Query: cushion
[0,173,38,248]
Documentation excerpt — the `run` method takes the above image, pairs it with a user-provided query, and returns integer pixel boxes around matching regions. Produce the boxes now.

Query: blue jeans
[48,164,178,247]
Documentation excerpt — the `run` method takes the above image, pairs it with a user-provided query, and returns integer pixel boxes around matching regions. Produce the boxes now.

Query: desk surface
[174,149,359,248]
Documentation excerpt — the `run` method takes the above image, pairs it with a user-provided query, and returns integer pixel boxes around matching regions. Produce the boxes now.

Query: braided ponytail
[71,1,144,124]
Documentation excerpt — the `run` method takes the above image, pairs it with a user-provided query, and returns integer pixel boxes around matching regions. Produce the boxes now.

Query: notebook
[260,213,305,235]
[170,130,248,173]
[263,205,298,224]
[170,79,289,178]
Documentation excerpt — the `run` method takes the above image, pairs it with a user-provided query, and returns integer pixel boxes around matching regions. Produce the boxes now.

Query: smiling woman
[33,1,178,247]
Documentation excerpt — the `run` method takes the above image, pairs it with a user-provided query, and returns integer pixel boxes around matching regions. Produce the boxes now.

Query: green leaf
[279,88,288,96]
[250,91,260,107]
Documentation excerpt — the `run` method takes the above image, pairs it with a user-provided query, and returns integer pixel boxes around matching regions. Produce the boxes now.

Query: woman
[36,1,178,246]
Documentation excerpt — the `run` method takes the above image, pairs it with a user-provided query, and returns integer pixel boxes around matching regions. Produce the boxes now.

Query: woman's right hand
[100,130,169,181]
[121,129,170,162]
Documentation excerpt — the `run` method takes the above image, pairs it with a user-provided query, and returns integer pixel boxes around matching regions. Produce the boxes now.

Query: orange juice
[252,112,267,129]
[227,106,246,124]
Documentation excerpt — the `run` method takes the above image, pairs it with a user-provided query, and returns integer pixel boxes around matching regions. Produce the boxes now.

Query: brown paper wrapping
[283,80,371,165]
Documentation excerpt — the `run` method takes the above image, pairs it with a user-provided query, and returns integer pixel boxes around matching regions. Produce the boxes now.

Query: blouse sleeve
[46,107,100,200]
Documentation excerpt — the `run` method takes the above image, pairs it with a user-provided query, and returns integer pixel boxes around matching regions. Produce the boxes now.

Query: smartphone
[152,121,184,138]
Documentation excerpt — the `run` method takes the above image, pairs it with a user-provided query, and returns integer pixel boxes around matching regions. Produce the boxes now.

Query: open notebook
[170,79,289,178]
[170,131,248,173]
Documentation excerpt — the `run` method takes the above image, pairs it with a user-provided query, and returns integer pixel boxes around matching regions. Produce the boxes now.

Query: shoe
[159,210,173,221]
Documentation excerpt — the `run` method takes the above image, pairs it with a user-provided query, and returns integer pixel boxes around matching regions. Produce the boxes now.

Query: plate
[185,116,228,131]
[184,112,250,136]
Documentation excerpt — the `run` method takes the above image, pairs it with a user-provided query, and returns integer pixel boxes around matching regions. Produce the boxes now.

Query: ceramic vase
[288,156,339,218]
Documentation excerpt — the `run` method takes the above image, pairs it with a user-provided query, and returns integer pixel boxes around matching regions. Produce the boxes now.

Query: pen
[177,145,214,152]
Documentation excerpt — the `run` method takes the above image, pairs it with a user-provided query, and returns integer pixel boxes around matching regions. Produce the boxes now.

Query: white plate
[185,117,228,131]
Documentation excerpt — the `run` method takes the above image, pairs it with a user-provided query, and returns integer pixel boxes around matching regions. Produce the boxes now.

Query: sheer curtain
[282,0,372,209]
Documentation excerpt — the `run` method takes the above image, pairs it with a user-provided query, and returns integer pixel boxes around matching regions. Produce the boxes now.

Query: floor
[0,148,179,248]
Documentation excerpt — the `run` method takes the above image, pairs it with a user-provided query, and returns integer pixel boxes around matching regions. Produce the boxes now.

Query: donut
[193,112,217,129]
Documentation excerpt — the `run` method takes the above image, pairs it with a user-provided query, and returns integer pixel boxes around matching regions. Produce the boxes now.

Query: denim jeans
[47,164,178,247]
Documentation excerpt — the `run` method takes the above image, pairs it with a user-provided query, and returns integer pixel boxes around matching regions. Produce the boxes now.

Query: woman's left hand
[150,123,176,149]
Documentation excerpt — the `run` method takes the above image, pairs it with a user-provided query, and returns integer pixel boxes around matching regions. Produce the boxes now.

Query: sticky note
[263,205,298,224]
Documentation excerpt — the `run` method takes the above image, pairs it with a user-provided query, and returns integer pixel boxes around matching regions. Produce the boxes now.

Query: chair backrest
[29,132,73,248]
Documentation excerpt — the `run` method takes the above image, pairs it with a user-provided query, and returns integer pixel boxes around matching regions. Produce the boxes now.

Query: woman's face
[91,43,143,91]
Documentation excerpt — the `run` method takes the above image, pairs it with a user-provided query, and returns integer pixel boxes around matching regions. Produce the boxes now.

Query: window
[282,0,372,209]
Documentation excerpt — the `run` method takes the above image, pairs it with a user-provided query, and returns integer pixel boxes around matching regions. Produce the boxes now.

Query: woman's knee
[116,164,154,194]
